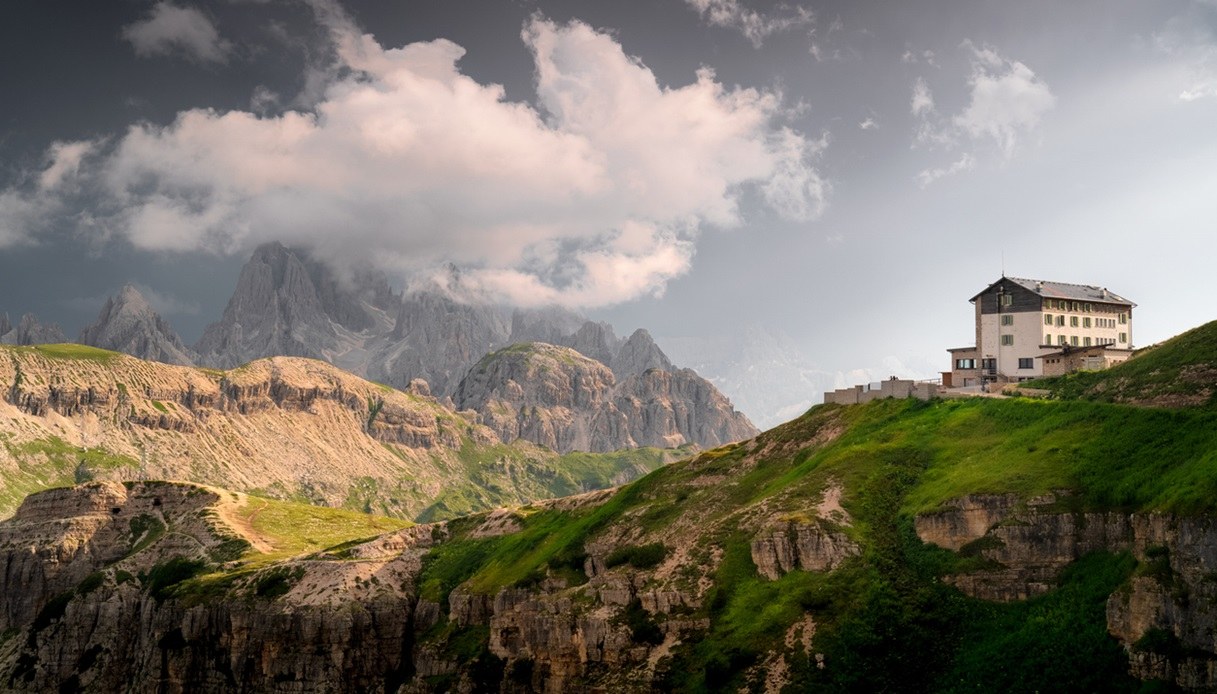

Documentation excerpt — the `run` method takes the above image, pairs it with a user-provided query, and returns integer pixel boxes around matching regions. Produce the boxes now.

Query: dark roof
[970,276,1136,306]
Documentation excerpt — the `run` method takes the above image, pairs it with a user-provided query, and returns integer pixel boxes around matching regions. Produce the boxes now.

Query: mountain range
[1,242,756,458]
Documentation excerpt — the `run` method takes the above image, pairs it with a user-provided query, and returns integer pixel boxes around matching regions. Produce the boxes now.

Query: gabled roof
[970,276,1136,307]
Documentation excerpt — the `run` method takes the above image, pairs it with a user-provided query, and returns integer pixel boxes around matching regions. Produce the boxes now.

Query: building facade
[944,276,1135,386]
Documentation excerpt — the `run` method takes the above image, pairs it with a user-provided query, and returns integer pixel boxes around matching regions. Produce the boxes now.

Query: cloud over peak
[121,2,231,64]
[2,8,827,309]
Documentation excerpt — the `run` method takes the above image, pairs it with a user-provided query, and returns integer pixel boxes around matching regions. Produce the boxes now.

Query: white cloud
[910,76,935,116]
[915,153,975,187]
[910,43,1054,183]
[952,42,1055,156]
[122,2,231,64]
[858,117,877,130]
[38,140,97,191]
[902,49,938,67]
[1153,5,1217,101]
[684,0,813,48]
[4,9,827,309]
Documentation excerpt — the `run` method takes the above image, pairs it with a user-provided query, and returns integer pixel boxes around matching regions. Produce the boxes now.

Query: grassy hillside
[1028,318,1217,406]
[398,393,1217,689]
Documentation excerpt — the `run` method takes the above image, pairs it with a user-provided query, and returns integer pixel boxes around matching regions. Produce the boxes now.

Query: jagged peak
[612,327,674,377]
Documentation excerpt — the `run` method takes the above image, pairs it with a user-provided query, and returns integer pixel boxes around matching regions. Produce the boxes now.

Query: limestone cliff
[78,286,196,366]
[916,492,1217,688]
[455,343,758,453]
[0,345,668,521]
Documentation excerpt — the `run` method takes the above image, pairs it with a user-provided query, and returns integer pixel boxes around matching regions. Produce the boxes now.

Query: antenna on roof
[1001,249,1005,278]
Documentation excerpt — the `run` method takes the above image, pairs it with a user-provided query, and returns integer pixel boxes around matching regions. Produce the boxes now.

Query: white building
[944,276,1135,386]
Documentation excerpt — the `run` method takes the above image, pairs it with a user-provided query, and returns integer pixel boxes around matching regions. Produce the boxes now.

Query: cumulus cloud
[684,0,813,48]
[858,116,877,130]
[2,8,827,308]
[952,42,1056,156]
[122,2,231,64]
[910,43,1053,184]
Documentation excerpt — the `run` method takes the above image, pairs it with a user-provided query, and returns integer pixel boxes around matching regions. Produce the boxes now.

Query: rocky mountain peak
[194,243,398,369]
[456,341,756,453]
[0,312,11,336]
[0,313,67,346]
[78,285,196,366]
[611,327,673,377]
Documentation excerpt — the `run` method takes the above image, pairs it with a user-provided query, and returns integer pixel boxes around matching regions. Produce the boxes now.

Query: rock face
[0,313,67,345]
[0,482,426,693]
[194,242,400,370]
[611,328,672,378]
[916,492,1217,689]
[78,286,196,366]
[367,290,512,398]
[456,343,758,453]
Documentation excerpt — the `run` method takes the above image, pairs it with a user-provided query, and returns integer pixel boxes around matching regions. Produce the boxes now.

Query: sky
[2,0,1216,426]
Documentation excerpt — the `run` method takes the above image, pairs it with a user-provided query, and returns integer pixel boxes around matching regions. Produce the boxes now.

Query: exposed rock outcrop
[456,343,757,453]
[611,328,672,378]
[194,242,399,370]
[916,492,1217,689]
[78,286,196,366]
[0,313,67,345]
[367,290,512,398]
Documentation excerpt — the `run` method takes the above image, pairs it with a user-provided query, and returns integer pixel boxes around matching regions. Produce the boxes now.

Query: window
[1058,335,1066,345]
[1044,314,1053,326]
[1070,316,1079,327]
[1084,337,1092,346]
[1001,335,1014,346]
[1119,313,1127,324]
[981,358,996,372]
[1083,317,1091,328]
[1085,303,1092,312]
[1018,358,1034,369]
[1071,336,1079,346]
[1071,301,1079,311]
[955,358,976,369]
[1044,334,1052,345]
[1056,315,1065,327]
[1001,315,1014,326]
[1001,294,1013,306]
[1119,332,1127,343]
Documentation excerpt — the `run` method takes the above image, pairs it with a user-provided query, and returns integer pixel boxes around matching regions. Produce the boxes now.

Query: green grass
[1,343,122,362]
[0,436,139,517]
[413,441,676,523]
[750,397,1217,517]
[1028,318,1217,405]
[237,497,411,561]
